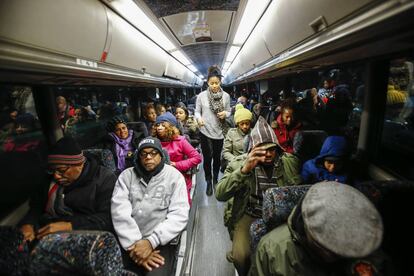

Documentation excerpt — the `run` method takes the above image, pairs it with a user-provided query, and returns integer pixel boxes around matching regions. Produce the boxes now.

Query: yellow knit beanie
[234,104,252,124]
[387,85,406,105]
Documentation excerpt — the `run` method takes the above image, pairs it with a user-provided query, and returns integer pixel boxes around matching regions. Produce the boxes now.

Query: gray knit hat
[248,116,279,152]
[301,182,383,258]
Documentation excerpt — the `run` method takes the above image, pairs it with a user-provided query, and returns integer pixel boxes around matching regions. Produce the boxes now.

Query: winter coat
[301,136,349,184]
[271,115,302,154]
[101,130,143,175]
[111,165,190,250]
[180,116,200,147]
[19,157,117,232]
[250,211,390,276]
[215,153,302,239]
[161,135,202,204]
[222,128,249,163]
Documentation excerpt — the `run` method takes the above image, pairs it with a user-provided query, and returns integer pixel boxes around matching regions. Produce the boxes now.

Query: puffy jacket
[20,157,117,232]
[215,153,302,238]
[301,136,349,184]
[222,128,249,163]
[161,135,202,204]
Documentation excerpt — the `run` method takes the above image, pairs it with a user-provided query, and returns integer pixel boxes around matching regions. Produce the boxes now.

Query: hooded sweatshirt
[301,136,349,184]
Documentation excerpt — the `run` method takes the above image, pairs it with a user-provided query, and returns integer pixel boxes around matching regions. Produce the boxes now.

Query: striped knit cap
[48,137,85,165]
[248,116,279,152]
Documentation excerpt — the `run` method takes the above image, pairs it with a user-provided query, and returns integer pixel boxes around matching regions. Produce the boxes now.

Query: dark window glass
[378,58,414,180]
[0,85,47,219]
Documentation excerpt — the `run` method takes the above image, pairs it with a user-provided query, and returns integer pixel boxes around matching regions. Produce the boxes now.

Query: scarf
[207,87,229,136]
[110,130,134,171]
[246,159,281,218]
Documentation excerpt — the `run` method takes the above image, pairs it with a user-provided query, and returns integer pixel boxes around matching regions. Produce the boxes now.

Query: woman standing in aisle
[195,66,231,196]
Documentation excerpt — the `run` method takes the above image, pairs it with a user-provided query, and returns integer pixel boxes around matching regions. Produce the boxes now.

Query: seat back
[126,121,149,137]
[355,180,414,276]
[83,149,116,173]
[31,231,135,275]
[293,130,328,162]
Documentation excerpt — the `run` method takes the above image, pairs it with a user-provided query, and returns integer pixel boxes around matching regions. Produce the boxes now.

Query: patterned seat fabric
[83,149,116,173]
[249,219,268,251]
[30,231,136,275]
[0,226,30,275]
[262,185,311,229]
[249,185,311,251]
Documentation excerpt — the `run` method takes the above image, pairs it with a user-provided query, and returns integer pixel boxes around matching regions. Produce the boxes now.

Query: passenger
[111,137,189,275]
[152,112,202,205]
[250,182,385,276]
[215,117,302,276]
[271,99,302,154]
[0,107,18,133]
[297,88,325,129]
[221,104,252,172]
[318,79,332,102]
[56,96,75,131]
[102,116,145,175]
[195,65,232,195]
[301,136,350,184]
[3,113,40,152]
[19,137,117,242]
[155,103,167,116]
[175,102,200,147]
[143,103,157,134]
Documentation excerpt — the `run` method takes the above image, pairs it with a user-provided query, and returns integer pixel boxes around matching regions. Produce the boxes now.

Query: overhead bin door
[105,9,169,76]
[263,0,375,57]
[0,0,107,60]
[164,57,187,80]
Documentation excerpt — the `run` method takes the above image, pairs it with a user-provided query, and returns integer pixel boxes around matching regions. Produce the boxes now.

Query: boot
[206,180,213,196]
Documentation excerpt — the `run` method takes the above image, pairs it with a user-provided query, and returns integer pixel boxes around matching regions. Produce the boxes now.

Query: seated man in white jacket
[111,136,190,275]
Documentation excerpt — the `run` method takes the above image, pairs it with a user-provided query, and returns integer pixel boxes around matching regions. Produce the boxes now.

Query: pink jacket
[161,136,202,204]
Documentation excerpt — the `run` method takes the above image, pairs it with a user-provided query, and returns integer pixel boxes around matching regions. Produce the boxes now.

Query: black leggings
[200,132,223,182]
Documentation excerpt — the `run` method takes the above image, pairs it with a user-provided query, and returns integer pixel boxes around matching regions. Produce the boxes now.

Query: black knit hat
[48,137,85,165]
[106,116,126,132]
[137,136,163,155]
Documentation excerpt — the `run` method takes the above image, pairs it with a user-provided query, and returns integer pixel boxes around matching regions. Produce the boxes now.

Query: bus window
[378,58,414,180]
[0,85,47,219]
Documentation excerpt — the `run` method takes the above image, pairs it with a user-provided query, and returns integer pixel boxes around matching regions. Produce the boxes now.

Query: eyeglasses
[139,150,159,158]
[47,166,70,176]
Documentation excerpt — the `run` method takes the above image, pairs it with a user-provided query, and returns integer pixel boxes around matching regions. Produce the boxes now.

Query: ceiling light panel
[233,0,270,45]
[171,50,192,65]
[109,0,176,51]
[226,45,241,62]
